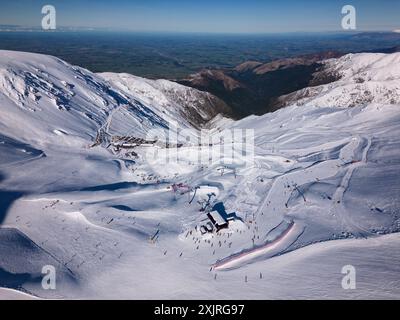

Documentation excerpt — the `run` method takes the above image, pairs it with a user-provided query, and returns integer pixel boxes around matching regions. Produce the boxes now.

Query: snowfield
[277,52,400,108]
[0,50,399,299]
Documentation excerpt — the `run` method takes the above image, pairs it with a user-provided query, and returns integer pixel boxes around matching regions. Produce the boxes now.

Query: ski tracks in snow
[255,135,368,235]
[330,135,373,235]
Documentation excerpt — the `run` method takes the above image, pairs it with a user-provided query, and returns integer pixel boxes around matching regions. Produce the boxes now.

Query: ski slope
[0,50,399,299]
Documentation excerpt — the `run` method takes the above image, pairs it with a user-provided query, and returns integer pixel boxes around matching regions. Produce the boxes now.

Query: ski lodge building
[207,210,229,231]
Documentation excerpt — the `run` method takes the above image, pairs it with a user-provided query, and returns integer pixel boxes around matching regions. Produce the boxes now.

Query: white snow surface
[0,50,399,299]
[99,72,223,129]
[286,52,400,108]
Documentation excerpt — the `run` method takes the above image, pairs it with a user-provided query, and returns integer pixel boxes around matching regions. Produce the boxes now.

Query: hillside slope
[274,52,400,108]
[99,72,232,129]
[179,52,342,118]
[0,51,399,299]
[0,51,169,148]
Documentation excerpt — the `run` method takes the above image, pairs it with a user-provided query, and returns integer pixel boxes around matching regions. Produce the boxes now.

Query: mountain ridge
[178,48,400,118]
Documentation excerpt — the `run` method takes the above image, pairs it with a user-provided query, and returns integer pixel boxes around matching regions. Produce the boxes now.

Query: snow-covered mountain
[0,50,230,151]
[0,51,167,147]
[275,52,400,108]
[0,50,399,299]
[99,72,231,129]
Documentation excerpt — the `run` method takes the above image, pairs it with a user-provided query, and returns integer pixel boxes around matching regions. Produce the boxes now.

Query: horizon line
[0,25,398,35]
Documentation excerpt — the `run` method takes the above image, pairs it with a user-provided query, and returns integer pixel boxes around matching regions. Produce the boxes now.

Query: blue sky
[1,0,399,33]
